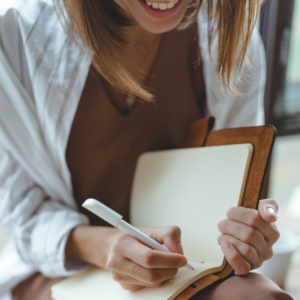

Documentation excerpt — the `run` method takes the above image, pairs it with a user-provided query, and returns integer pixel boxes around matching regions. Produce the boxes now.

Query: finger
[119,283,144,291]
[221,241,251,275]
[146,226,184,254]
[218,219,266,257]
[218,234,264,269]
[111,271,162,288]
[109,257,178,285]
[226,207,280,244]
[258,199,278,223]
[117,234,187,268]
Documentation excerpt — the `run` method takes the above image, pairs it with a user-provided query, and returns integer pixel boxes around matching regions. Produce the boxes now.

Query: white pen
[82,198,194,271]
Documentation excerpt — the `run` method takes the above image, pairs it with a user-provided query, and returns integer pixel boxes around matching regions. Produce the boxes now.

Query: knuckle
[240,264,251,275]
[226,207,236,218]
[268,225,280,244]
[222,235,231,244]
[111,272,122,282]
[230,252,240,264]
[168,225,181,236]
[106,257,117,270]
[149,282,163,288]
[145,270,159,284]
[142,251,154,267]
[256,259,263,269]
[218,219,228,232]
[131,264,142,278]
[265,248,273,260]
[273,229,280,242]
[170,268,178,277]
[235,263,251,275]
[241,244,253,261]
[111,238,123,252]
[252,259,262,270]
[248,211,260,227]
[242,228,257,244]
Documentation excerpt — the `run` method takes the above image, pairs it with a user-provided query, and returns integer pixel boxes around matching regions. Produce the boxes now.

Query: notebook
[51,143,253,300]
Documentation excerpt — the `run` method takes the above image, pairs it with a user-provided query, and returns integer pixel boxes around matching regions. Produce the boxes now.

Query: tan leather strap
[175,275,220,300]
[179,117,215,148]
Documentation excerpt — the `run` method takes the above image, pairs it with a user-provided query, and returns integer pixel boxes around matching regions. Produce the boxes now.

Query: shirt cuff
[37,210,90,277]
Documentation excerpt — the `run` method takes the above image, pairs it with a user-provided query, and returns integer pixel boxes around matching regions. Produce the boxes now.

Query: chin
[136,17,184,33]
[129,0,189,34]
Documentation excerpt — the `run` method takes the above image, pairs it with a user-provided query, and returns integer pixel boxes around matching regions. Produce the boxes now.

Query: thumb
[258,199,278,223]
[149,226,184,255]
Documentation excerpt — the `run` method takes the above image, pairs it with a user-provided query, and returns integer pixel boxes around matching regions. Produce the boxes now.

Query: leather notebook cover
[175,117,277,300]
[51,117,276,300]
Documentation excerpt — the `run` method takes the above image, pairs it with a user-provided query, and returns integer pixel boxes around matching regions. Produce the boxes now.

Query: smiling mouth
[143,0,179,10]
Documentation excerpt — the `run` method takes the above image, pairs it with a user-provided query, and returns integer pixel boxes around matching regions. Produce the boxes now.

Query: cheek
[127,0,189,34]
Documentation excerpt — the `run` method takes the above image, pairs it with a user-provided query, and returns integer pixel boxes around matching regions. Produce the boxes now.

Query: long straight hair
[54,0,264,101]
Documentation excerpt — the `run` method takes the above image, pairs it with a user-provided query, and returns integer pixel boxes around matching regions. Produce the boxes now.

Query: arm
[65,225,187,291]
[0,149,89,277]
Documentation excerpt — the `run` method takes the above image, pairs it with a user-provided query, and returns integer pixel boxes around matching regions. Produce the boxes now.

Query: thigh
[192,273,293,300]
[13,272,293,300]
[12,273,63,300]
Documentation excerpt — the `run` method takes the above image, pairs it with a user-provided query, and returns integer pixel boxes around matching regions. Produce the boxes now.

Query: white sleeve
[0,6,89,277]
[0,149,89,277]
[203,27,266,130]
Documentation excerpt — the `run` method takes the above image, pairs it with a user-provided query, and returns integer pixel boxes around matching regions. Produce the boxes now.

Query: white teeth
[147,1,177,10]
[158,3,167,10]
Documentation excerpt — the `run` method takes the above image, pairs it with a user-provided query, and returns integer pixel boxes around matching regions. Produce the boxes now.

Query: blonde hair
[54,0,264,100]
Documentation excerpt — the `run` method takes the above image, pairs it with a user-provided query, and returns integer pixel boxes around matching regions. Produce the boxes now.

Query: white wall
[269,134,300,217]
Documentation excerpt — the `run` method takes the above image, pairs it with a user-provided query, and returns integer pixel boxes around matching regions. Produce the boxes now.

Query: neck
[123,23,161,53]
[120,23,162,83]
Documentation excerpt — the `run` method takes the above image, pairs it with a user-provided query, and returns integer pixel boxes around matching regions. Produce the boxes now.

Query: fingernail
[178,258,187,267]
[177,243,183,254]
[222,241,231,251]
[266,206,277,218]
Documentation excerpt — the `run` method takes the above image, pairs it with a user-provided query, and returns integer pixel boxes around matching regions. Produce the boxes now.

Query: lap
[193,273,293,300]
[12,272,293,300]
[12,273,63,300]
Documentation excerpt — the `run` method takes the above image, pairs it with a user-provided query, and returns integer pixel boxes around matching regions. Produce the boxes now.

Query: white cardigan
[0,0,266,299]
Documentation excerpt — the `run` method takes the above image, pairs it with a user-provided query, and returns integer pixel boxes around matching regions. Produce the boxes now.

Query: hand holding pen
[79,198,193,291]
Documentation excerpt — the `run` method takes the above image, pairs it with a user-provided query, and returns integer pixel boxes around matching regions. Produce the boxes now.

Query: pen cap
[82,199,123,227]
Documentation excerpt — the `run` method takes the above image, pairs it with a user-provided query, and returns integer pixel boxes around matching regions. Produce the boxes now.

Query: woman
[0,0,293,299]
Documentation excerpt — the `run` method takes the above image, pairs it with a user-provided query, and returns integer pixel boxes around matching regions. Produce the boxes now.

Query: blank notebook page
[131,144,253,265]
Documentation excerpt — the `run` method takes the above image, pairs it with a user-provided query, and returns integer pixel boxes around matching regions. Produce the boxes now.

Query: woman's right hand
[66,225,187,291]
[106,226,187,290]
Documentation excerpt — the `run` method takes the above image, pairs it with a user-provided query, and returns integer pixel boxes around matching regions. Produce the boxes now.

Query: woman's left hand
[217,199,280,275]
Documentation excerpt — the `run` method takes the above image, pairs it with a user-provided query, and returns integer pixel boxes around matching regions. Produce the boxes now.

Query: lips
[139,0,182,18]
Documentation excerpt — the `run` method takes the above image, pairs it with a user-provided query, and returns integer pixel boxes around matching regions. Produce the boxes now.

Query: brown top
[66,25,205,226]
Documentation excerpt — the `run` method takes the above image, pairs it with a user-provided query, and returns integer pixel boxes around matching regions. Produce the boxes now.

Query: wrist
[65,225,123,268]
